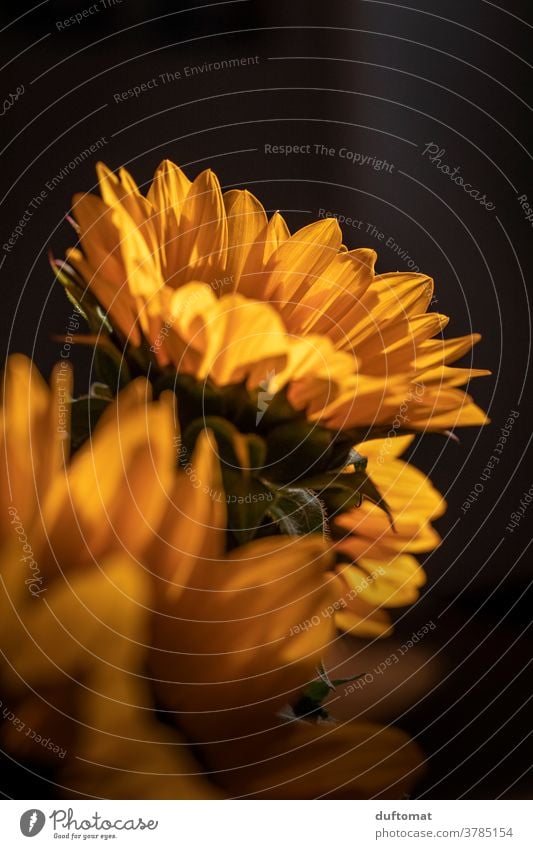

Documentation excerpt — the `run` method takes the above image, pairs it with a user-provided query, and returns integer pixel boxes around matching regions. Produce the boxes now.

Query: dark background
[0,0,531,798]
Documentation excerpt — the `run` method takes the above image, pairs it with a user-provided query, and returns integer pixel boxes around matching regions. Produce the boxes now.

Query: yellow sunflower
[60,159,489,435]
[0,356,422,799]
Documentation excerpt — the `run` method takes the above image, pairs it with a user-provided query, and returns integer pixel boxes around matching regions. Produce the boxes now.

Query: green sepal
[266,487,327,537]
[296,469,393,524]
[342,448,368,472]
[179,416,273,544]
[264,420,335,482]
[181,416,236,467]
[89,382,113,400]
[245,433,267,470]
[249,387,304,431]
[291,666,365,722]
[93,341,131,394]
[51,257,112,335]
[50,257,90,322]
[156,374,243,430]
[223,470,274,545]
[69,394,111,452]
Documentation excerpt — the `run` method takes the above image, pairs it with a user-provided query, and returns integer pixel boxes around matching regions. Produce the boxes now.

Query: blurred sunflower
[0,356,422,799]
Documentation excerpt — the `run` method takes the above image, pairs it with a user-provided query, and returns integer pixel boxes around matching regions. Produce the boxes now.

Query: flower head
[60,159,488,438]
[51,161,488,565]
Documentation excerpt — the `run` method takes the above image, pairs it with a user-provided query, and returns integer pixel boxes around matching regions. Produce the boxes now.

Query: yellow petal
[72,191,127,285]
[344,273,434,350]
[147,159,192,280]
[357,435,415,460]
[66,247,142,345]
[175,169,228,283]
[237,211,291,298]
[167,285,289,385]
[291,248,376,337]
[148,159,192,212]
[263,218,343,303]
[335,603,393,638]
[414,333,481,371]
[224,189,268,290]
[339,554,426,609]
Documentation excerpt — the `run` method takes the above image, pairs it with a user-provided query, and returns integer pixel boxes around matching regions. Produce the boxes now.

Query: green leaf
[295,471,361,491]
[316,664,366,690]
[292,471,362,516]
[291,695,331,722]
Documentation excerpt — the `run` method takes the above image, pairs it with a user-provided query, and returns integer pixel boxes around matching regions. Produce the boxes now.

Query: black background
[0,0,532,799]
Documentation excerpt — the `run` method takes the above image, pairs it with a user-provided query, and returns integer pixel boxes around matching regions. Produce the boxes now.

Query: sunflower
[59,159,489,438]
[52,160,488,563]
[0,356,422,799]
